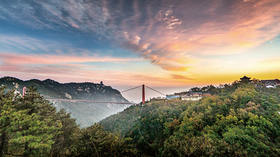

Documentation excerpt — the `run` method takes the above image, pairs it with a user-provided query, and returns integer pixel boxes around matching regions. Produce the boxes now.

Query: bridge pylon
[142,84,145,105]
[121,84,165,105]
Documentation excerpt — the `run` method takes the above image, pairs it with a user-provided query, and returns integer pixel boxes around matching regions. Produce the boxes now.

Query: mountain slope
[0,76,130,127]
[100,83,280,156]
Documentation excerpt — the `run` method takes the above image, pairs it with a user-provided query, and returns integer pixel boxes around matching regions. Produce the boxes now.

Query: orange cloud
[159,64,188,72]
[0,62,195,87]
[0,53,195,87]
[121,0,280,72]
[0,53,141,65]
[171,74,193,81]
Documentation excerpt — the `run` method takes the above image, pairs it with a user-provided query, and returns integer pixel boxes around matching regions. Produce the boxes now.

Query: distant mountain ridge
[0,76,128,102]
[0,76,130,127]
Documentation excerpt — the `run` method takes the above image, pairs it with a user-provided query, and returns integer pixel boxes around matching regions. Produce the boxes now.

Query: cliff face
[0,76,130,127]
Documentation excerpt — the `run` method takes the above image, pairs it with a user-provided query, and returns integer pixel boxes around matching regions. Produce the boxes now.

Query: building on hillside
[65,93,72,99]
[13,89,21,97]
[181,92,203,101]
[166,91,212,101]
[181,94,201,101]
[150,97,165,101]
[166,94,180,100]
[202,93,212,97]
[261,79,280,88]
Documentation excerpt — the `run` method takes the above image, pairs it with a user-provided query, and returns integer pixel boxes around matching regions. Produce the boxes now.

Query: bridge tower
[142,84,145,105]
[22,87,26,97]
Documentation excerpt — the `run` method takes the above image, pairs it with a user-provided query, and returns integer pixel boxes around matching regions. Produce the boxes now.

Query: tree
[0,87,61,156]
[75,124,136,157]
[50,109,80,157]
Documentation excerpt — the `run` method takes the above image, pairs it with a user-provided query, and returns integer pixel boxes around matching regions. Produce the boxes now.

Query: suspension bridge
[45,84,166,105]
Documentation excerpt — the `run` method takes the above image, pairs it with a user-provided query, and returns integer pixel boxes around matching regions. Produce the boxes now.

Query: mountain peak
[0,76,23,83]
[43,79,60,84]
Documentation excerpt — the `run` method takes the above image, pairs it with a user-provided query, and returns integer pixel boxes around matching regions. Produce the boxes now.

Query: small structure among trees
[261,79,280,88]
[240,76,252,83]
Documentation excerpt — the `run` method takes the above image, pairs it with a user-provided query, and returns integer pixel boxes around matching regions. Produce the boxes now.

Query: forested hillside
[0,86,135,157]
[0,77,129,127]
[1,78,280,156]
[101,79,280,156]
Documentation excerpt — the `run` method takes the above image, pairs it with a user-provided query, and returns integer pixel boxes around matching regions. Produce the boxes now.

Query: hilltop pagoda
[240,76,251,83]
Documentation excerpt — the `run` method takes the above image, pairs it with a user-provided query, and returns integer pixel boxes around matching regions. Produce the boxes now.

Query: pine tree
[0,87,62,156]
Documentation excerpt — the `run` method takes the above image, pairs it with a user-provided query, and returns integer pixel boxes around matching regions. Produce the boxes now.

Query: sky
[0,0,280,90]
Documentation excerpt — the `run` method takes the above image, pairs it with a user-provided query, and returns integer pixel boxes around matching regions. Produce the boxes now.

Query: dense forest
[1,78,280,156]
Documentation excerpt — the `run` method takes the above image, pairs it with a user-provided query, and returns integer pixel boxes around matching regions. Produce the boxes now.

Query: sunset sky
[0,0,280,88]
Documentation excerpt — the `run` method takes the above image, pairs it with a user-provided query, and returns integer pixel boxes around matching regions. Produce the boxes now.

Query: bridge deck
[47,98,134,104]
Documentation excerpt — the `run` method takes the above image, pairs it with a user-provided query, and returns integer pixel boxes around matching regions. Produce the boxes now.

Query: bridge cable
[145,86,166,96]
[121,85,142,93]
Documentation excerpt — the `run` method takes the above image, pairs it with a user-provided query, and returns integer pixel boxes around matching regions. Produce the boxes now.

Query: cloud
[0,53,141,65]
[123,32,142,46]
[117,0,280,72]
[171,74,193,80]
[0,59,193,87]
[156,9,182,30]
[0,34,98,57]
[0,34,64,53]
[0,0,116,39]
[1,0,280,78]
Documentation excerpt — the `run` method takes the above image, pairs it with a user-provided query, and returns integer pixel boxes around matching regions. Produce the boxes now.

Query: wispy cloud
[0,0,280,85]
[2,0,280,72]
[171,74,193,81]
[0,35,62,53]
[0,59,192,87]
[0,53,141,65]
[119,0,280,72]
